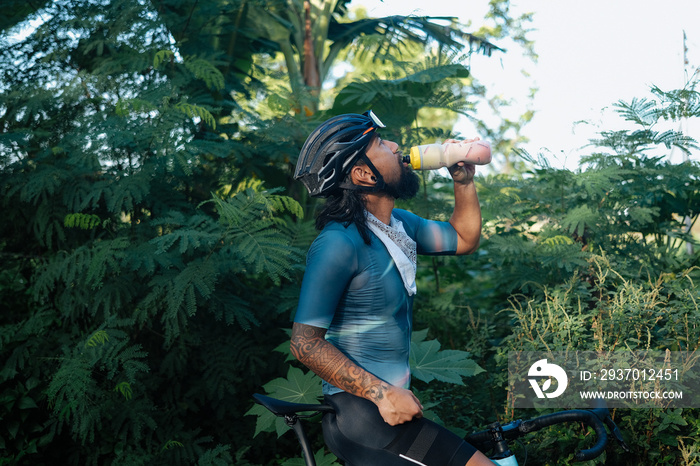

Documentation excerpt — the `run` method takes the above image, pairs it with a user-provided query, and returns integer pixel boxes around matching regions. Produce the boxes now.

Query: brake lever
[584,405,631,454]
[604,416,631,452]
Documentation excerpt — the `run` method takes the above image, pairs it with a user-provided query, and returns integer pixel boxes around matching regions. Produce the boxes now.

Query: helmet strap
[339,153,386,193]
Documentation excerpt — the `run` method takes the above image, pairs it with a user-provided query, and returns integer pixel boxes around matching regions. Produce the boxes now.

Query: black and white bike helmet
[294,110,386,197]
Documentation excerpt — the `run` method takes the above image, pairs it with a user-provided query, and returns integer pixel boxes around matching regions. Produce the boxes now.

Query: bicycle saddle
[253,393,335,416]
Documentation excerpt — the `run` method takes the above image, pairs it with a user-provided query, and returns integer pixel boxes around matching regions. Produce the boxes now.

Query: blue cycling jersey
[294,208,458,395]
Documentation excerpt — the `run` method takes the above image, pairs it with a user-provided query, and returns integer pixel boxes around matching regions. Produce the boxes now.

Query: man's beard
[384,164,420,200]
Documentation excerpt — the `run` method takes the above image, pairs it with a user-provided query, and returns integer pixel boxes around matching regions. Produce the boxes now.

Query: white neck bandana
[365,211,417,296]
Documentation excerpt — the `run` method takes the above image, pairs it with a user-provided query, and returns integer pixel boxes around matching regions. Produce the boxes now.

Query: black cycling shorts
[322,392,478,466]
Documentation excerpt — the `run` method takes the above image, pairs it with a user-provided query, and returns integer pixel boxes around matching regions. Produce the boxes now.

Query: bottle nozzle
[402,154,411,164]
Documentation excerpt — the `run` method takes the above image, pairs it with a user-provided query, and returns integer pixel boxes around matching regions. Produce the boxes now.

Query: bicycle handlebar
[523,410,608,461]
[466,408,609,461]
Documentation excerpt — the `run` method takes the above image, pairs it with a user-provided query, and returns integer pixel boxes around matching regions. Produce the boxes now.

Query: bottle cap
[407,146,422,169]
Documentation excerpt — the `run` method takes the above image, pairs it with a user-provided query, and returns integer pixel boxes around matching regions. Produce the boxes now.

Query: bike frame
[253,393,629,466]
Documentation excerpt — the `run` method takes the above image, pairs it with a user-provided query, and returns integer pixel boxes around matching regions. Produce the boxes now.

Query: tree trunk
[302,0,320,114]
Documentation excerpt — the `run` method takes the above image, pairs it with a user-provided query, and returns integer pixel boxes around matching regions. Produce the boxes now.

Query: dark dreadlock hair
[314,172,372,245]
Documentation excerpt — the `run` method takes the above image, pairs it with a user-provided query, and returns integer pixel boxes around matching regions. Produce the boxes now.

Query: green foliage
[247,366,323,438]
[405,85,700,465]
[6,0,697,464]
[175,101,217,129]
[281,451,341,466]
[65,213,104,230]
[47,327,153,445]
[2,0,502,462]
[184,57,226,92]
[0,0,312,463]
[331,54,475,130]
[239,0,503,114]
[493,262,700,465]
[410,328,485,384]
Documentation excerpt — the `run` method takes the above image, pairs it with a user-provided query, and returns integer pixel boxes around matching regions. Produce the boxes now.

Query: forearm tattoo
[290,323,389,401]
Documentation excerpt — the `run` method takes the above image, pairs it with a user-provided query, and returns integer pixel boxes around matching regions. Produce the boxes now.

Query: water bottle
[402,140,492,170]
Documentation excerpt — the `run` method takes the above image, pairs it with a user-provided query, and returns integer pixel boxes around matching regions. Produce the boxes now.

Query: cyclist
[290,111,492,466]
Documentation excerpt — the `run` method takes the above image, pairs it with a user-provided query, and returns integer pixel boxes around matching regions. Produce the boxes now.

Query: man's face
[365,136,420,200]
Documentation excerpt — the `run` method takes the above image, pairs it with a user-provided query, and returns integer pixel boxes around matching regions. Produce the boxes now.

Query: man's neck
[364,194,395,225]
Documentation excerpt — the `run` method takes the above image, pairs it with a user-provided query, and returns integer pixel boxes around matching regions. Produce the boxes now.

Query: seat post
[285,414,316,466]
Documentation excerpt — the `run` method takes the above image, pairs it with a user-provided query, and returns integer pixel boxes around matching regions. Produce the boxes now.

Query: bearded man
[290,111,491,466]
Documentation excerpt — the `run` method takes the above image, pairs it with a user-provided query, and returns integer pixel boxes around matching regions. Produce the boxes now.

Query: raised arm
[447,139,482,255]
[290,322,422,425]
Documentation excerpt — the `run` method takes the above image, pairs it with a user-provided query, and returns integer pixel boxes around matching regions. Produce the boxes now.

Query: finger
[450,166,467,178]
[411,393,424,410]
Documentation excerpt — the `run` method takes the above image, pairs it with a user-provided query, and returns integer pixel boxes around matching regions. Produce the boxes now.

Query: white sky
[350,0,700,169]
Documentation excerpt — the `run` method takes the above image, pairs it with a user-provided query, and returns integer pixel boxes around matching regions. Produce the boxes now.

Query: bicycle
[253,393,630,466]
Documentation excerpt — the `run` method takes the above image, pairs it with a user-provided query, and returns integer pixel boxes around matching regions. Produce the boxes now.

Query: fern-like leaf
[184,57,225,91]
[561,205,600,237]
[542,235,574,246]
[614,97,659,127]
[175,101,217,129]
[196,444,233,465]
[281,449,341,466]
[162,440,185,451]
[625,206,660,226]
[153,49,174,69]
[85,330,109,348]
[165,258,217,321]
[211,190,303,284]
[114,382,133,401]
[64,213,102,230]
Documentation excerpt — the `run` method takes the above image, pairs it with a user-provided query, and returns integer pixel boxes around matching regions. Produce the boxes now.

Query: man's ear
[350,164,377,187]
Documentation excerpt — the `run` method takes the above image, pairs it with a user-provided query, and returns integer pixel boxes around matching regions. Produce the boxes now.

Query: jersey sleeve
[293,228,358,329]
[392,208,458,255]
